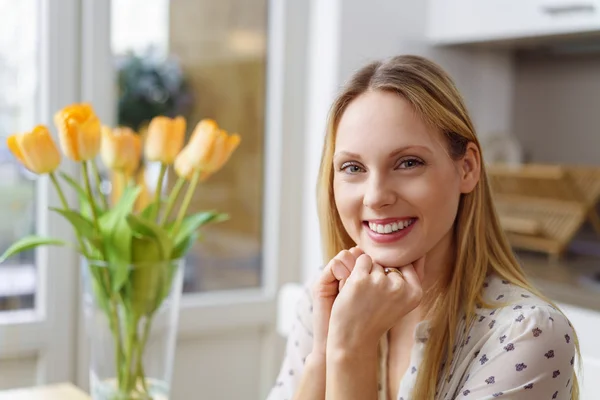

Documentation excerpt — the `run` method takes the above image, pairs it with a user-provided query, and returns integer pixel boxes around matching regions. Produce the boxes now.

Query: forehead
[335,90,441,151]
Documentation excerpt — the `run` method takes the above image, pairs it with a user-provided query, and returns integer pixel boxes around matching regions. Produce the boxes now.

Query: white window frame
[0,0,82,386]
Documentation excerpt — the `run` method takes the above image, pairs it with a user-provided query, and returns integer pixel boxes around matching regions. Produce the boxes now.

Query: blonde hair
[316,55,580,399]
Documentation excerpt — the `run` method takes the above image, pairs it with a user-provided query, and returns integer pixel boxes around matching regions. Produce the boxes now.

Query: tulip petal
[6,134,27,168]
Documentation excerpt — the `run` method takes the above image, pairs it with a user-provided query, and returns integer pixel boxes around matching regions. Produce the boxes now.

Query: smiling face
[333,90,478,269]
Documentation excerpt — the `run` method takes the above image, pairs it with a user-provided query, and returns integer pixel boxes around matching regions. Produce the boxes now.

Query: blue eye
[398,158,424,169]
[341,163,364,174]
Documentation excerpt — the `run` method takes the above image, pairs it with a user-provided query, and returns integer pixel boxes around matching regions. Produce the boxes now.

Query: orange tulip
[185,119,241,180]
[144,116,186,164]
[7,125,61,174]
[54,103,101,161]
[101,126,142,174]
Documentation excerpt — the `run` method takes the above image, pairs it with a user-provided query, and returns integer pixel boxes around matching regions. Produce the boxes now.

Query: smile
[366,218,415,234]
[363,218,417,244]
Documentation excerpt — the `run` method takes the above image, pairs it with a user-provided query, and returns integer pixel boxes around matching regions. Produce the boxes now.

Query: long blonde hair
[316,55,580,399]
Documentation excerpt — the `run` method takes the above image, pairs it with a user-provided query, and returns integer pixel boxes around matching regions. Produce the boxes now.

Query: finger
[351,254,373,277]
[331,259,350,282]
[318,261,337,285]
[348,246,364,260]
[413,255,426,283]
[384,267,404,286]
[339,278,346,291]
[313,262,339,298]
[371,263,386,279]
[399,263,420,288]
[334,250,355,277]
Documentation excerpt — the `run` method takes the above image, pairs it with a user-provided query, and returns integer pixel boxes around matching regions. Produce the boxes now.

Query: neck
[419,229,456,316]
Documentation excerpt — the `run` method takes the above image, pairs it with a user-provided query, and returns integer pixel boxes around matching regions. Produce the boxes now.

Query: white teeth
[368,219,413,234]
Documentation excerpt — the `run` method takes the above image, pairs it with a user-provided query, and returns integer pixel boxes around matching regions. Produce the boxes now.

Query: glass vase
[81,258,184,400]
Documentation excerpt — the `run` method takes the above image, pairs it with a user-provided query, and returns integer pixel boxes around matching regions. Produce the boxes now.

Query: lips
[362,217,417,244]
[365,218,416,234]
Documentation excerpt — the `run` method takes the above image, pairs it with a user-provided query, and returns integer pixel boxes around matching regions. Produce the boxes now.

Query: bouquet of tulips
[0,103,240,398]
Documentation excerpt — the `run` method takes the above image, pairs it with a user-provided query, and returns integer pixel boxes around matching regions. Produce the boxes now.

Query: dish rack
[487,163,600,259]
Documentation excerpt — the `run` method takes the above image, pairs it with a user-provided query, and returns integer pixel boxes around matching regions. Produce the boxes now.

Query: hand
[311,247,363,357]
[328,254,426,352]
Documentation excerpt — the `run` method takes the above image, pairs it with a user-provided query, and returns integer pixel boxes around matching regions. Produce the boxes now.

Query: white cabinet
[557,303,600,400]
[427,0,600,45]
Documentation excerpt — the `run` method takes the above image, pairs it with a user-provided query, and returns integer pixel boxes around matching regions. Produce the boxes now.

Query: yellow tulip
[101,126,142,174]
[185,119,241,180]
[6,125,61,174]
[144,116,186,164]
[54,103,101,161]
[174,146,194,180]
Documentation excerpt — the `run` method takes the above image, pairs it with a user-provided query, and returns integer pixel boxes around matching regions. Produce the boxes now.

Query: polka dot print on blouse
[266,273,576,400]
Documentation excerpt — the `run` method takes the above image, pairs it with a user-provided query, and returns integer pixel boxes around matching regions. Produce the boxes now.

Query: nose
[362,172,396,210]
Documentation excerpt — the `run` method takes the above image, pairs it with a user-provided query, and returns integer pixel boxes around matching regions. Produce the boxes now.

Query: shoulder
[471,275,576,362]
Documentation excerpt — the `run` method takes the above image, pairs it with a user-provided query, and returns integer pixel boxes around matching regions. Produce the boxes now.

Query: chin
[364,246,418,268]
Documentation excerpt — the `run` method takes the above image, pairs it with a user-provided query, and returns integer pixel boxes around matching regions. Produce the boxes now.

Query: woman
[268,55,579,400]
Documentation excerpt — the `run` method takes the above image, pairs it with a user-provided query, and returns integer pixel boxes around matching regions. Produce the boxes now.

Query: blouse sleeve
[265,278,317,400]
[457,305,577,400]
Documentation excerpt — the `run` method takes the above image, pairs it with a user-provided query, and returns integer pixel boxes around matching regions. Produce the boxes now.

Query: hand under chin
[368,251,418,268]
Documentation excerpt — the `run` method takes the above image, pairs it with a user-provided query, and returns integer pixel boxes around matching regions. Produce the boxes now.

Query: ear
[458,142,480,194]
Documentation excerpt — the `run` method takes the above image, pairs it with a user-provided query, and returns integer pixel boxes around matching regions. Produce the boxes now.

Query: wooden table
[0,383,90,399]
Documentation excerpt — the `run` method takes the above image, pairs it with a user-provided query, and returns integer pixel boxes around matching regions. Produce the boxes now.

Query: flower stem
[83,162,127,394]
[82,161,102,232]
[135,316,153,393]
[171,169,201,236]
[151,163,167,222]
[159,176,185,226]
[50,172,88,256]
[91,159,109,210]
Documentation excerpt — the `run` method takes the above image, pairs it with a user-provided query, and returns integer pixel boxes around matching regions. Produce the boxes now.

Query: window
[0,0,40,312]
[111,0,268,293]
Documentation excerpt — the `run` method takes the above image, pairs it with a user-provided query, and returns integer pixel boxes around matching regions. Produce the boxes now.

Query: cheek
[407,171,461,227]
[333,180,363,236]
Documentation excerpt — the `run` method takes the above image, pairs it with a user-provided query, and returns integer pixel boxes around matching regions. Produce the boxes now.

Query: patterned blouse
[267,272,577,400]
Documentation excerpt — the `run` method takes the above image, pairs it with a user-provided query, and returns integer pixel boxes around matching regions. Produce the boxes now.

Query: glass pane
[111,0,267,292]
[0,0,39,312]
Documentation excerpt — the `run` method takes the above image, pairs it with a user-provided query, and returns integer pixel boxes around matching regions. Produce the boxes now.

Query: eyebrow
[334,145,433,160]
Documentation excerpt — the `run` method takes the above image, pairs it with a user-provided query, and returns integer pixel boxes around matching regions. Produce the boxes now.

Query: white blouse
[267,272,577,400]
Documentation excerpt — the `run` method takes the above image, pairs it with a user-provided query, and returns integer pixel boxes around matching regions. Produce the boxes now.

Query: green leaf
[105,218,133,292]
[59,171,102,219]
[98,185,141,236]
[97,185,141,292]
[50,207,96,239]
[50,207,104,255]
[129,237,166,317]
[170,211,228,248]
[0,236,65,263]
[171,232,198,260]
[126,214,172,260]
[140,201,159,220]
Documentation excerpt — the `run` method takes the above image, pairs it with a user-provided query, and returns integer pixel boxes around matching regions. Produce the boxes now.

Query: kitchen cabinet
[427,0,600,45]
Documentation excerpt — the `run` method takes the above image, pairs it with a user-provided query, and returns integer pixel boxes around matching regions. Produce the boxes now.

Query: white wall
[301,0,515,281]
[514,50,600,165]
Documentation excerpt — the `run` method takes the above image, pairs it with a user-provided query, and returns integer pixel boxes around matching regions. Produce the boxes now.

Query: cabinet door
[428,0,600,45]
[533,0,600,37]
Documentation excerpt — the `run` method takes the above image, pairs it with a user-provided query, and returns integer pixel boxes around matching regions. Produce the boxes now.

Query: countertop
[518,251,600,312]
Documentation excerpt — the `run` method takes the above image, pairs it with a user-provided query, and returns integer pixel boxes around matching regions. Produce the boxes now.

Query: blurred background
[0,0,599,399]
